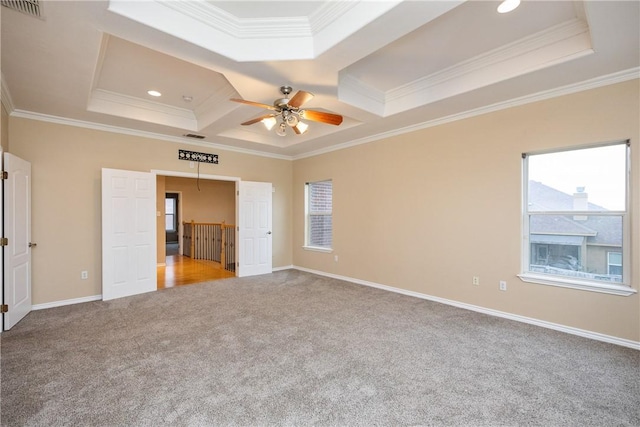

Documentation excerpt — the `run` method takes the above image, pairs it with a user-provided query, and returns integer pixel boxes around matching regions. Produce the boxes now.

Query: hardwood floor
[157,255,235,289]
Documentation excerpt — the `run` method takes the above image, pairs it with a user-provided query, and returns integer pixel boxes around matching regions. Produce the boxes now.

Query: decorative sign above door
[178,149,218,164]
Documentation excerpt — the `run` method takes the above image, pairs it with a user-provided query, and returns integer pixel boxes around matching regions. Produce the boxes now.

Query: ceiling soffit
[339,2,593,117]
[87,35,238,131]
[107,0,402,61]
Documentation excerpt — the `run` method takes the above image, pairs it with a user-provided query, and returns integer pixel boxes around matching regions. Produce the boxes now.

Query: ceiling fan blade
[301,109,343,126]
[241,114,275,126]
[288,90,314,108]
[230,98,276,110]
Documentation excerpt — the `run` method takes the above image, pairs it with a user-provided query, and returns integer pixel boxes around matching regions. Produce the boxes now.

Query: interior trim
[32,295,102,311]
[292,266,640,350]
[7,68,638,162]
[9,109,292,161]
[518,273,636,296]
[294,67,640,160]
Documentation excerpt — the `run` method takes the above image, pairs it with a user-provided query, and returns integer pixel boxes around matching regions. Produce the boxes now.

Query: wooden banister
[182,220,235,272]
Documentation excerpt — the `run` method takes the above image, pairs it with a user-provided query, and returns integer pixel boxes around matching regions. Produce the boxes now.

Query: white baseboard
[272,265,294,272]
[291,266,640,350]
[32,295,102,311]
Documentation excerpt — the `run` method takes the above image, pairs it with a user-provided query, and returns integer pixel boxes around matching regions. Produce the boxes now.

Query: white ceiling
[1,1,639,159]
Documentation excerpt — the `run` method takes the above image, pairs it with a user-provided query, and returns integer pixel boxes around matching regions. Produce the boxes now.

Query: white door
[3,153,32,330]
[238,181,272,277]
[102,168,156,301]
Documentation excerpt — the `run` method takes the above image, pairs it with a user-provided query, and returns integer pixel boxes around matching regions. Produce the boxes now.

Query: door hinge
[0,305,8,313]
[0,237,8,246]
[1,171,7,180]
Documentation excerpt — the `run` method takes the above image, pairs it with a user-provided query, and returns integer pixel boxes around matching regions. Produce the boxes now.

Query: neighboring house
[528,181,622,282]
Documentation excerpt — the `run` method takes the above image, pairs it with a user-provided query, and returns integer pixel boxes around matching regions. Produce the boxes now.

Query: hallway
[157,255,235,289]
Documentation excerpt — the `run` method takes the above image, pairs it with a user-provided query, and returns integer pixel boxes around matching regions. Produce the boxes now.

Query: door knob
[29,242,37,248]
[267,231,272,235]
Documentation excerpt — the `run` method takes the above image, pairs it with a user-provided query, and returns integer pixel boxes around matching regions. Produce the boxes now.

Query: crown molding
[308,1,361,35]
[10,109,293,161]
[389,18,591,103]
[1,73,15,114]
[295,68,640,160]
[163,0,312,39]
[341,17,593,117]
[87,89,198,131]
[338,73,386,117]
[107,0,400,62]
[8,69,637,163]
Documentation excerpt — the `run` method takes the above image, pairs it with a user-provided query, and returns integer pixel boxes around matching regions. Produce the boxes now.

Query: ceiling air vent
[1,0,42,18]
[183,133,206,140]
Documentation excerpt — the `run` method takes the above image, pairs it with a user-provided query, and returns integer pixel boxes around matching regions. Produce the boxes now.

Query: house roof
[1,1,638,159]
[528,181,621,247]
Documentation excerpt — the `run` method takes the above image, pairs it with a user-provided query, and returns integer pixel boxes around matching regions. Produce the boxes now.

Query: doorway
[165,192,179,256]
[158,175,236,288]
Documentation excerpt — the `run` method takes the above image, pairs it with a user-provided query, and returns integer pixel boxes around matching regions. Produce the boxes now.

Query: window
[305,180,332,250]
[607,252,622,276]
[165,198,177,232]
[520,141,634,296]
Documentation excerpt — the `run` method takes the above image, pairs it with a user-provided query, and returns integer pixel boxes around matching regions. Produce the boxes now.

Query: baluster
[221,223,226,271]
[191,220,196,259]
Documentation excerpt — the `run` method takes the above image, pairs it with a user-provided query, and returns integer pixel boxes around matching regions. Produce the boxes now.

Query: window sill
[302,246,333,254]
[518,273,637,296]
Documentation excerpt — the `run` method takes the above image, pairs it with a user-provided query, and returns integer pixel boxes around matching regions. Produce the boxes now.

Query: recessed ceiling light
[147,90,162,97]
[497,0,520,14]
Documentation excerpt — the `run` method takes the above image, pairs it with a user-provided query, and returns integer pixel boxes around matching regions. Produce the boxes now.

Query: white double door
[101,169,272,301]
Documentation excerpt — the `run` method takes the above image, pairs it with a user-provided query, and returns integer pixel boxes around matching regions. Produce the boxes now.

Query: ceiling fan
[230,86,343,136]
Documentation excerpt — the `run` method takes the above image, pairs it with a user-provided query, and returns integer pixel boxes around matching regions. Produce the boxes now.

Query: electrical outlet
[334,255,339,262]
[499,280,507,291]
[472,276,480,285]
[81,271,88,280]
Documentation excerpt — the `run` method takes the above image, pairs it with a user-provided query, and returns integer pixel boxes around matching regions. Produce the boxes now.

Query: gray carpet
[1,270,638,426]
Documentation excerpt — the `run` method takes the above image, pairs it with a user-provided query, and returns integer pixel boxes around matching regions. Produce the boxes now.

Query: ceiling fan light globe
[276,122,287,136]
[262,116,277,130]
[286,114,299,127]
[295,121,309,135]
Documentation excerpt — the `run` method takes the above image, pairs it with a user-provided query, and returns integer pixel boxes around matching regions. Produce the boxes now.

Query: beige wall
[293,79,640,342]
[7,79,639,342]
[1,104,8,152]
[164,176,235,225]
[8,119,293,305]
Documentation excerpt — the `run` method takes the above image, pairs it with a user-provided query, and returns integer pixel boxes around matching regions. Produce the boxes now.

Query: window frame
[304,179,333,252]
[165,197,177,232]
[519,140,635,296]
[607,251,622,276]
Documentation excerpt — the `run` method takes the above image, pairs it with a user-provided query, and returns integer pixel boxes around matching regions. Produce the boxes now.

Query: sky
[528,143,627,211]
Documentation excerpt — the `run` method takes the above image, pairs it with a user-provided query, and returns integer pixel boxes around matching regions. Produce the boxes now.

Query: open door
[102,168,156,301]
[238,181,272,277]
[3,153,32,330]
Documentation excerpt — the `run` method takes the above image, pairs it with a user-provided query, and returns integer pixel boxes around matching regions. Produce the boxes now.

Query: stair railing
[182,220,236,272]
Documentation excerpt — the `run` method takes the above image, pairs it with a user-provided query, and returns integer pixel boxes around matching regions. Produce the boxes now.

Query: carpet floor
[1,270,638,426]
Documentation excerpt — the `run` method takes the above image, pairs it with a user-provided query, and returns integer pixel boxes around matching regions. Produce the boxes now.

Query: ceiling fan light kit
[231,85,343,136]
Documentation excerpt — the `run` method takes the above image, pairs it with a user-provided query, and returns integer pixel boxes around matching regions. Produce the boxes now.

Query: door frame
[152,170,241,273]
[1,148,3,332]
[164,191,182,254]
